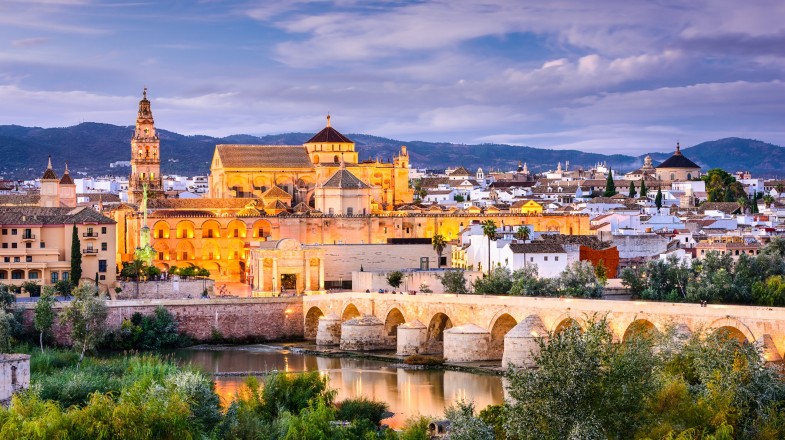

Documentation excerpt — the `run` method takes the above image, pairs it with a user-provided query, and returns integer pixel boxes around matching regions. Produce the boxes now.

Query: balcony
[82,232,99,239]
[82,248,99,256]
[21,233,36,242]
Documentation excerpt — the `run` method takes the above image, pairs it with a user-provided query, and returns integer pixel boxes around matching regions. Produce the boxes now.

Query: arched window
[670,173,675,180]
[313,154,320,164]
[334,155,339,163]
[687,173,692,180]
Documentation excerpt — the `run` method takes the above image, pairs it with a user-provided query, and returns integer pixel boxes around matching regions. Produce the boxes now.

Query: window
[51,272,58,284]
[0,272,5,279]
[11,270,23,279]
[98,260,107,273]
[25,242,31,249]
[13,257,20,263]
[87,227,93,235]
[1,243,6,249]
[25,256,32,262]
[544,256,549,261]
[1,229,6,235]
[555,256,559,261]
[530,257,534,262]
[2,257,8,263]
[63,272,69,281]
[11,243,16,249]
[40,242,45,248]
[347,207,354,216]
[11,229,17,235]
[101,242,107,251]
[23,228,32,238]
[101,227,107,234]
[99,275,105,280]
[29,271,38,279]
[233,229,239,237]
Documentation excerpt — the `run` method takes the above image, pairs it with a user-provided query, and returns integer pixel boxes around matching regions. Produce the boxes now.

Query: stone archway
[715,326,749,344]
[489,313,518,360]
[342,303,361,321]
[425,312,453,354]
[384,307,406,346]
[622,319,659,342]
[304,306,324,339]
[553,317,583,335]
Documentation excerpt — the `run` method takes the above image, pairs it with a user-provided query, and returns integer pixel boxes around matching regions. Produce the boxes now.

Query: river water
[171,345,505,428]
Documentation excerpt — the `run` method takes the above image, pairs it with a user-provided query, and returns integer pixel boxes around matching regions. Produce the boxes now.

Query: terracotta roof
[322,169,370,189]
[216,145,313,168]
[421,177,450,188]
[509,243,566,254]
[0,206,115,225]
[0,194,40,206]
[450,167,471,176]
[261,186,292,200]
[306,125,353,143]
[148,198,261,210]
[78,193,121,203]
[697,202,740,215]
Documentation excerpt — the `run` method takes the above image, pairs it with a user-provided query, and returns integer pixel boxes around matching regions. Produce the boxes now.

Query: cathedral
[112,90,590,283]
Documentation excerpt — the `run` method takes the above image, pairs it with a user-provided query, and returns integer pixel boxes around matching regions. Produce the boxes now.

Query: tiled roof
[306,126,353,143]
[657,150,700,169]
[148,198,261,210]
[0,194,40,206]
[697,202,740,214]
[216,145,313,168]
[59,172,74,185]
[509,243,566,254]
[0,206,115,225]
[78,193,121,203]
[42,168,58,180]
[450,167,471,176]
[322,169,370,189]
[421,177,450,188]
[261,186,292,200]
[538,234,612,250]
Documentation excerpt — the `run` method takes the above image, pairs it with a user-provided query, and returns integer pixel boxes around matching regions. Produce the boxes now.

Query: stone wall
[0,354,30,406]
[19,297,303,345]
[316,244,447,283]
[352,270,483,294]
[117,279,215,300]
[612,234,669,259]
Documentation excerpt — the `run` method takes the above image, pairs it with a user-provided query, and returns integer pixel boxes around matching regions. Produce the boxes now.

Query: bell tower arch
[129,88,163,204]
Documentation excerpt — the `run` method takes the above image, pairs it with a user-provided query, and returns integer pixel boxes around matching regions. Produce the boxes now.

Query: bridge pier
[340,315,389,351]
[444,324,491,362]
[502,316,548,369]
[316,314,341,346]
[397,320,427,355]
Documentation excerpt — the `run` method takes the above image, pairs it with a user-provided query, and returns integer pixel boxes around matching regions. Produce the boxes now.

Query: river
[171,345,505,428]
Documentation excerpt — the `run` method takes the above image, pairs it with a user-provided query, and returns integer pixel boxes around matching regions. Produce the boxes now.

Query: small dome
[444,323,488,334]
[399,320,426,329]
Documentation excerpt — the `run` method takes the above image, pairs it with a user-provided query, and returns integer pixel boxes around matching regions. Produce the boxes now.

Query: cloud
[11,37,50,47]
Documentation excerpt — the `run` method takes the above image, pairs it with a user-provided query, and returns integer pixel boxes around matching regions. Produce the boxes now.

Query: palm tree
[481,220,497,276]
[515,225,531,241]
[763,194,775,208]
[737,196,750,214]
[431,234,447,268]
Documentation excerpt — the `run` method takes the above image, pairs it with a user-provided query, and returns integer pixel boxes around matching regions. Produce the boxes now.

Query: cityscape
[1,1,785,439]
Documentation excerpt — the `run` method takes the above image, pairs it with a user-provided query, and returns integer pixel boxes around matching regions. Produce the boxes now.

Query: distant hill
[0,123,781,179]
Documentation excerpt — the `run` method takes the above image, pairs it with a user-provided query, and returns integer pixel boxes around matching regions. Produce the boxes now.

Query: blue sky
[1,0,783,154]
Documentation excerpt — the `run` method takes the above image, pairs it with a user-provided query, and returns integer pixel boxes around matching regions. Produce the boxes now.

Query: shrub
[438,269,468,294]
[103,306,190,350]
[400,415,431,440]
[386,271,404,289]
[403,355,444,366]
[336,397,389,426]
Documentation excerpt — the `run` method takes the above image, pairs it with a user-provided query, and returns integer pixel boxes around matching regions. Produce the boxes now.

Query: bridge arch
[622,319,659,342]
[489,313,518,359]
[305,306,324,339]
[425,312,453,354]
[708,317,756,343]
[384,307,406,344]
[342,303,361,321]
[552,314,584,335]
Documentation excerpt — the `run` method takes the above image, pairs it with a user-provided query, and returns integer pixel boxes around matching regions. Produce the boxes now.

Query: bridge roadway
[303,292,785,365]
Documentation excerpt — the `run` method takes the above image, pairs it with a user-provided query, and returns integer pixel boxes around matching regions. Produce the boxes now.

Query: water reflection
[171,345,504,429]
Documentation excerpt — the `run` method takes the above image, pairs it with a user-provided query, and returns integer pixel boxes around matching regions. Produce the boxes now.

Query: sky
[1,0,784,154]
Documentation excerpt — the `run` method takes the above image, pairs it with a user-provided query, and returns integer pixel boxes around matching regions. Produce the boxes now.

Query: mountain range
[0,122,781,179]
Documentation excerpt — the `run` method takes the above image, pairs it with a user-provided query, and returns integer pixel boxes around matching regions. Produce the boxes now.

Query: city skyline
[1,0,783,154]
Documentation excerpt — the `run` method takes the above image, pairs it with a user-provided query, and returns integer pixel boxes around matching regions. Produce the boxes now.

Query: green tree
[628,180,636,198]
[509,264,553,297]
[703,168,745,202]
[481,220,497,275]
[505,317,657,440]
[438,269,468,294]
[639,179,647,199]
[386,270,404,289]
[431,234,447,268]
[454,194,465,202]
[514,225,531,241]
[557,260,603,298]
[70,224,82,289]
[594,259,608,285]
[604,168,616,197]
[473,267,512,295]
[444,400,495,440]
[751,275,785,306]
[763,194,775,208]
[60,285,108,368]
[655,187,663,209]
[34,287,57,352]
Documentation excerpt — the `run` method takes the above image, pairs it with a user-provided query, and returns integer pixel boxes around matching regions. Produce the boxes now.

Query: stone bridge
[303,292,785,367]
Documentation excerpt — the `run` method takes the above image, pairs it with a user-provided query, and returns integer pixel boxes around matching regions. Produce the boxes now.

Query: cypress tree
[655,188,663,209]
[639,180,647,199]
[604,169,616,197]
[70,224,82,288]
[628,181,636,198]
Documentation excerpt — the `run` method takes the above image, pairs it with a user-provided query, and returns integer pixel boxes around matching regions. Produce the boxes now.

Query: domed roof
[399,320,426,329]
[656,143,700,169]
[306,115,353,143]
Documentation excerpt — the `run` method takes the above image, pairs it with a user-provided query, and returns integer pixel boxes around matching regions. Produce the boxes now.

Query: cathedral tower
[129,88,163,204]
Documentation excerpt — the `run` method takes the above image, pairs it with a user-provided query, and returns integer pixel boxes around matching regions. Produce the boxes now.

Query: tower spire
[47,155,52,170]
[326,113,331,127]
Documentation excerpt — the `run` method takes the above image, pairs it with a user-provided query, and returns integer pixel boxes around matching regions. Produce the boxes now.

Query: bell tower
[129,88,163,204]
